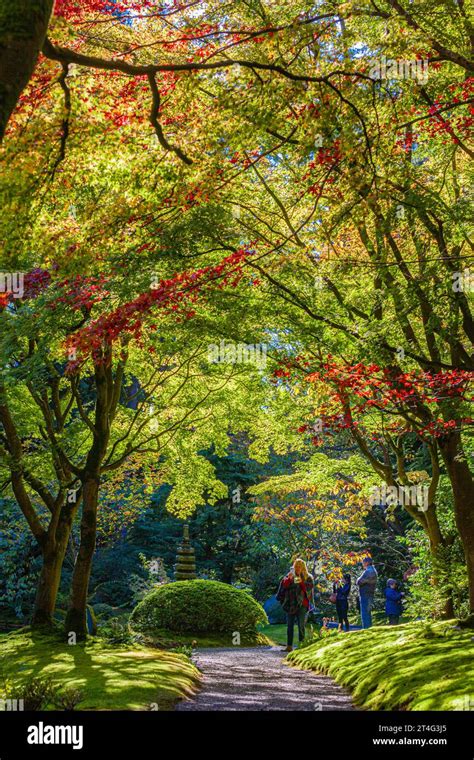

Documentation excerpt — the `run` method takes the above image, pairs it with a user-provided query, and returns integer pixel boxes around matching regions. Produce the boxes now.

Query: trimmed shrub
[130,579,267,634]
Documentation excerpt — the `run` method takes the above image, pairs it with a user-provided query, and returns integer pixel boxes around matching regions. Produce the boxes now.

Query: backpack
[276,579,287,604]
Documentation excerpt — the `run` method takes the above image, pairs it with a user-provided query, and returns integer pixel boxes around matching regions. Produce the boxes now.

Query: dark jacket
[277,574,314,614]
[356,565,377,598]
[385,586,403,616]
[333,580,351,603]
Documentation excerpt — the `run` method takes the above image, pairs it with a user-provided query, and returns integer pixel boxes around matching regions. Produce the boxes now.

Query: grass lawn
[259,623,287,645]
[0,628,200,711]
[259,621,337,646]
[288,620,474,711]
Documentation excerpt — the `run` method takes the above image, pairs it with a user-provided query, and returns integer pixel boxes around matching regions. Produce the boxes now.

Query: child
[321,617,331,635]
[385,579,404,625]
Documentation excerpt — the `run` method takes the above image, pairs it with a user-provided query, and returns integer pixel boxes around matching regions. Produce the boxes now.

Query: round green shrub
[130,580,268,634]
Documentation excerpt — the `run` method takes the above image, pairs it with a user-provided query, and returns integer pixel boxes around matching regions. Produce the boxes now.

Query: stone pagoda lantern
[174,523,197,580]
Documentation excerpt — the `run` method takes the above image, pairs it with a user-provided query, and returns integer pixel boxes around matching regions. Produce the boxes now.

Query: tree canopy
[0,0,472,635]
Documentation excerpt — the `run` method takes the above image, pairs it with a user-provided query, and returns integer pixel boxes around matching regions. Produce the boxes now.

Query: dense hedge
[130,580,267,633]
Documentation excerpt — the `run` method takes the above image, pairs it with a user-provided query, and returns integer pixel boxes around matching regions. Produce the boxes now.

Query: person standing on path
[333,574,351,632]
[356,557,377,628]
[277,558,314,652]
[385,579,404,625]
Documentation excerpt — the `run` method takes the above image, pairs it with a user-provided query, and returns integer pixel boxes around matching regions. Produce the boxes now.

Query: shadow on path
[175,646,355,711]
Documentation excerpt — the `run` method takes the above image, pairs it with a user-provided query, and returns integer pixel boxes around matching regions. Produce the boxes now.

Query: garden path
[175,646,354,711]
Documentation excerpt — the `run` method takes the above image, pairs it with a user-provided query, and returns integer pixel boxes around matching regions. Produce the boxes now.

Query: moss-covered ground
[288,620,474,711]
[0,628,200,711]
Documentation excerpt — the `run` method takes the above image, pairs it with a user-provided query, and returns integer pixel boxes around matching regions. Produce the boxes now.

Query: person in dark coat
[333,574,351,632]
[385,579,404,625]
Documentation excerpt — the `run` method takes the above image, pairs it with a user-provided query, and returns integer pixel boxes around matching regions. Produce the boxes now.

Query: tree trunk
[64,355,122,638]
[65,478,99,640]
[221,564,234,584]
[439,431,474,624]
[32,546,65,628]
[31,504,77,629]
[0,0,54,140]
[425,507,455,619]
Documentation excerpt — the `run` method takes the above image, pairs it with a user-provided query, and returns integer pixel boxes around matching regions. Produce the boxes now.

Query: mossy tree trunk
[348,419,456,620]
[64,477,100,639]
[0,0,55,140]
[1,380,80,630]
[424,508,455,620]
[439,431,474,625]
[32,506,77,628]
[65,353,120,640]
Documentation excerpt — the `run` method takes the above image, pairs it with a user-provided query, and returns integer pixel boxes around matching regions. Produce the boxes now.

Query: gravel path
[175,646,354,711]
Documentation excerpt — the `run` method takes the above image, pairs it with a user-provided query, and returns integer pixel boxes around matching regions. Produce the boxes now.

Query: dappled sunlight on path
[175,647,354,711]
